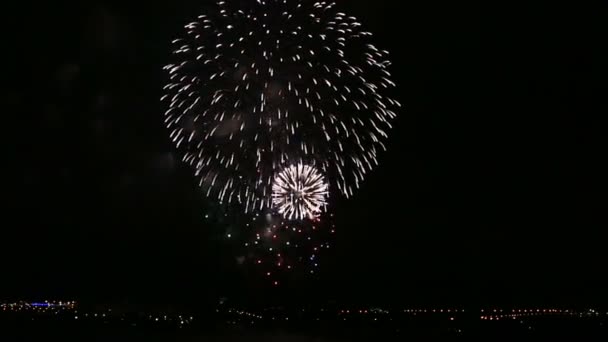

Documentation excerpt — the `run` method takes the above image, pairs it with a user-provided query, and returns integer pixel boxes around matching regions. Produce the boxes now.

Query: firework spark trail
[162,0,399,212]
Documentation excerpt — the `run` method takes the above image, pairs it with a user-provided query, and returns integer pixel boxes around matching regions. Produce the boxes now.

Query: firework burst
[272,163,328,220]
[162,0,400,212]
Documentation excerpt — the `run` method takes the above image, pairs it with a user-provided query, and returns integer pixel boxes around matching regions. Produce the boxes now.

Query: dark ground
[1,313,607,341]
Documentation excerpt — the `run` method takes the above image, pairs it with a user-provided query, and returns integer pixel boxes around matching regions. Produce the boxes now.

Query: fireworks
[272,163,328,220]
[162,0,400,212]
[208,205,336,284]
[246,212,335,280]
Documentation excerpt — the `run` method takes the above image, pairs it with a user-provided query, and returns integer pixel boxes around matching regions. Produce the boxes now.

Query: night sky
[4,1,605,308]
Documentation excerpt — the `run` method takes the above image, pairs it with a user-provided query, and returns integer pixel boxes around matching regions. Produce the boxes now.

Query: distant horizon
[3,299,607,310]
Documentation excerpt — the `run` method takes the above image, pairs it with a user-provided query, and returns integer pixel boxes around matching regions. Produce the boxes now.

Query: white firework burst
[162,0,400,213]
[272,164,329,220]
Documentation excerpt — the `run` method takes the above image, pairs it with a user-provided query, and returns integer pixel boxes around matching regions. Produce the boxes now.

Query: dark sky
[4,1,605,308]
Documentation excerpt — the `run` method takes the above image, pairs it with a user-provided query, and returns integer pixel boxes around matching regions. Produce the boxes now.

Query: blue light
[31,303,51,307]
